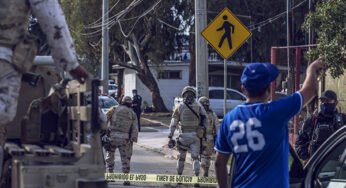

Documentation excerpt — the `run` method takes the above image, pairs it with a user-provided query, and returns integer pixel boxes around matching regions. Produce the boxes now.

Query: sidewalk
[135,112,216,173]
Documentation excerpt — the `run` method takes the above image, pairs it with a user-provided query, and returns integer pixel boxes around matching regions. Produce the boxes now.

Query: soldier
[168,86,207,187]
[0,0,89,177]
[295,90,346,162]
[198,97,219,177]
[105,96,138,186]
[132,89,142,132]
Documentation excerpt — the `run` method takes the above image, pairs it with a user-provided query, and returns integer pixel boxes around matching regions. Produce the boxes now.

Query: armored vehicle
[2,56,106,188]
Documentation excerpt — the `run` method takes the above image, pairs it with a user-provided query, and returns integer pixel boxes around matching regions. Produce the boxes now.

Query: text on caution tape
[105,173,217,184]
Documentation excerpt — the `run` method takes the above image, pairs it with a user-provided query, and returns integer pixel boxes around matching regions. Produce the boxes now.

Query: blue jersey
[215,92,303,188]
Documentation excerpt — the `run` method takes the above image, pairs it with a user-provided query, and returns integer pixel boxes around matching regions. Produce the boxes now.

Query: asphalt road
[107,144,216,188]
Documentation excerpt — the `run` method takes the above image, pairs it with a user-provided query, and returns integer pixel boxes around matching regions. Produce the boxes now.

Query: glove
[168,139,176,149]
[69,65,90,84]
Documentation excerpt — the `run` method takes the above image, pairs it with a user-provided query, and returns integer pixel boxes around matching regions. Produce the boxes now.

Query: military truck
[2,56,106,188]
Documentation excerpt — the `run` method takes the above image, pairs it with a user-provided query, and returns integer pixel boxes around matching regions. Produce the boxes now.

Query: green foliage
[302,0,346,78]
[59,0,182,75]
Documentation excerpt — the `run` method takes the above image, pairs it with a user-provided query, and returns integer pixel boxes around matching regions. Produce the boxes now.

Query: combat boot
[123,181,130,186]
[177,172,183,186]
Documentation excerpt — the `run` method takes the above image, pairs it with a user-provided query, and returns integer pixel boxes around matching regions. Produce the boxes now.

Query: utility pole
[286,0,292,94]
[195,0,208,98]
[102,0,109,94]
[308,0,314,65]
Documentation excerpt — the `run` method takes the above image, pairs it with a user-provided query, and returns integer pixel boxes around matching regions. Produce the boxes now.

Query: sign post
[201,8,252,115]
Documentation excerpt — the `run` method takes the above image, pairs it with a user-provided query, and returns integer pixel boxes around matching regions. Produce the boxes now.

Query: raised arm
[29,0,89,83]
[299,58,325,106]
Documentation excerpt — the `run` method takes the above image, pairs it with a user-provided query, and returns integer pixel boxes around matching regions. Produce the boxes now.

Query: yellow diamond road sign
[201,8,252,59]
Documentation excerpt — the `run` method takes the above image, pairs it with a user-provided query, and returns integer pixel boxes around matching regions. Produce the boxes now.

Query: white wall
[155,64,189,110]
[124,69,137,97]
[123,63,189,111]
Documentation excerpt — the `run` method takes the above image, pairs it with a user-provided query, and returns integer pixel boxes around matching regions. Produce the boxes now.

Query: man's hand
[69,65,90,84]
[310,57,326,74]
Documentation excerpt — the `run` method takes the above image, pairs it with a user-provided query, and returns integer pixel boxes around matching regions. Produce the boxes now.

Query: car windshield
[99,97,118,108]
[109,85,117,90]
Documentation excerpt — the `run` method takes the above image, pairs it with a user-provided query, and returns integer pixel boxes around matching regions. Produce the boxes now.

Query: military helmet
[181,86,196,97]
[122,96,132,104]
[198,96,209,106]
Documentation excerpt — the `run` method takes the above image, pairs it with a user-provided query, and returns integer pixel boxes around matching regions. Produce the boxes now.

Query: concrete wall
[324,71,346,113]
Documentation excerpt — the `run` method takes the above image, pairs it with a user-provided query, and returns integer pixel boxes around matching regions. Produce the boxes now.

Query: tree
[60,0,184,112]
[303,0,346,78]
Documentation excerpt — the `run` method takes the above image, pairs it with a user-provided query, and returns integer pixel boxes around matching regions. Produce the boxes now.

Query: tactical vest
[0,0,31,47]
[205,111,215,135]
[179,103,200,133]
[110,105,133,133]
[310,113,343,155]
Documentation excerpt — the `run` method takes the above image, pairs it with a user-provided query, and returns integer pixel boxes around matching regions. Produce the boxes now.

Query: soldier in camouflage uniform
[168,86,207,187]
[198,97,219,177]
[0,0,89,176]
[106,96,138,186]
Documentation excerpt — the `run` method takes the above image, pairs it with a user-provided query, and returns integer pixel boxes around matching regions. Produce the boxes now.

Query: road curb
[141,117,169,127]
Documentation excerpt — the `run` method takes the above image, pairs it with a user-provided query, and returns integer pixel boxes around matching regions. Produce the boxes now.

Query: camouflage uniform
[201,110,219,176]
[105,104,138,173]
[169,101,207,176]
[0,0,80,146]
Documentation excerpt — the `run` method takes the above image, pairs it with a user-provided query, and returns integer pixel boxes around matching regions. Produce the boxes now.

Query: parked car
[98,84,118,98]
[173,87,246,117]
[227,126,346,188]
[108,84,118,98]
[98,95,119,115]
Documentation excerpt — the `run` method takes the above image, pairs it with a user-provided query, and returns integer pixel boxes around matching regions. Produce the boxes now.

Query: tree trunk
[188,34,196,86]
[136,65,168,112]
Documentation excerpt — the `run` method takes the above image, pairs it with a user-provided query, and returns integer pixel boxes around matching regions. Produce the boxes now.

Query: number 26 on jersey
[230,118,265,153]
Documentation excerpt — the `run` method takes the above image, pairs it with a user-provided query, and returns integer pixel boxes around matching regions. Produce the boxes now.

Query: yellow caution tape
[105,173,218,184]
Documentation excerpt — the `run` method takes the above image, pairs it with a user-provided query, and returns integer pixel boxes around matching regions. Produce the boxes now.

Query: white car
[108,84,118,97]
[98,95,119,115]
[173,87,246,117]
[98,84,118,98]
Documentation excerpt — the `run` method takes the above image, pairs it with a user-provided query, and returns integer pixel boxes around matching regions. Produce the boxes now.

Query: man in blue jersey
[214,58,324,188]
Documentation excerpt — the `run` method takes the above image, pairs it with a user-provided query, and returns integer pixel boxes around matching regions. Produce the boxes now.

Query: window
[99,98,119,108]
[209,90,245,100]
[158,70,182,79]
[209,90,224,99]
[313,140,346,188]
[109,85,117,90]
[227,90,244,100]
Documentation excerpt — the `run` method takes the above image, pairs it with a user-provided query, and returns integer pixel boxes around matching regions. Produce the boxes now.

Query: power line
[249,0,307,31]
[86,0,121,27]
[117,0,161,38]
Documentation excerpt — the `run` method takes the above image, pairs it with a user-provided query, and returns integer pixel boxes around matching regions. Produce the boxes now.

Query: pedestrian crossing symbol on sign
[201,8,252,59]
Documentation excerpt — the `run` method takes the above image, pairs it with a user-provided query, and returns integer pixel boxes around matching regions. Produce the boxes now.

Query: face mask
[133,93,136,97]
[203,104,210,111]
[183,92,195,104]
[320,103,336,115]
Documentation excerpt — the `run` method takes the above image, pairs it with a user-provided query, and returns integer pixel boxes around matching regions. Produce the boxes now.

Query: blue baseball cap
[241,63,279,93]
